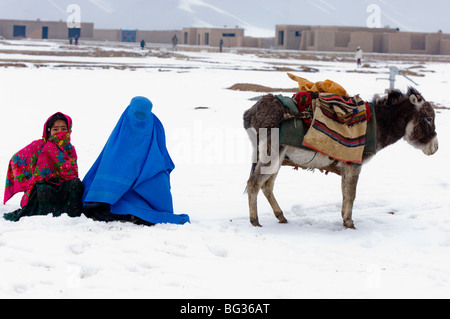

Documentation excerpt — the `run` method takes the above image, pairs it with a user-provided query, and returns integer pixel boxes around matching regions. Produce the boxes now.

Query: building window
[42,26,48,39]
[278,30,284,46]
[205,32,209,45]
[184,32,188,44]
[295,31,301,37]
[13,25,26,37]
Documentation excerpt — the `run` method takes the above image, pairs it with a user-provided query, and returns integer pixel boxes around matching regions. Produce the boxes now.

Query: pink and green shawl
[3,112,79,207]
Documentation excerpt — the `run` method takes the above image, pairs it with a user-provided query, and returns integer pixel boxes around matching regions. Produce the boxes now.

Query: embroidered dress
[3,113,83,221]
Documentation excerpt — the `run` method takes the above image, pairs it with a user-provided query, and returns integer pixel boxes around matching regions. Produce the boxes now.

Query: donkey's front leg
[340,164,362,229]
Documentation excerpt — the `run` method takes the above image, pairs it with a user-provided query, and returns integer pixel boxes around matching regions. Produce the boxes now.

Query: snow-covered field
[0,40,449,299]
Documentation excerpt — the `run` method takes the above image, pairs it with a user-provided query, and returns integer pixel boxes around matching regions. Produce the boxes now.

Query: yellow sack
[287,73,349,97]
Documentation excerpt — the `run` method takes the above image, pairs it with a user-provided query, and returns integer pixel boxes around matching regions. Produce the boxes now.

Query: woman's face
[50,120,68,136]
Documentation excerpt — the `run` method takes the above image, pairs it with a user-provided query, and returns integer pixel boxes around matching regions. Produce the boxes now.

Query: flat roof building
[182,27,245,47]
[93,28,182,45]
[0,18,93,40]
[275,25,450,55]
[1,18,449,55]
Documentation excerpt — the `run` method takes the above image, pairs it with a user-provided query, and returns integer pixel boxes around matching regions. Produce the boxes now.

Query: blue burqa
[82,96,189,225]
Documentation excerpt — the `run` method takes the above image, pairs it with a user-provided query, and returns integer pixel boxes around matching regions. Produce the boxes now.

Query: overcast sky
[0,0,448,37]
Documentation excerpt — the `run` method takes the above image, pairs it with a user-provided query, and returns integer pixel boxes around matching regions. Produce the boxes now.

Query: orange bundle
[287,73,349,97]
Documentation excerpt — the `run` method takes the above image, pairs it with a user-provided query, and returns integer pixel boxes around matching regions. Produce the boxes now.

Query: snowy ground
[0,40,449,299]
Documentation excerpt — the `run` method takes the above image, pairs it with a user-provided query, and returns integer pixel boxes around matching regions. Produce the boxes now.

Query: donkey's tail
[244,126,258,194]
[245,126,258,175]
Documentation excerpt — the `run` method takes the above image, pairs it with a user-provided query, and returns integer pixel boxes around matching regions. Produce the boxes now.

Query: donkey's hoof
[278,217,288,224]
[275,212,288,224]
[343,220,355,229]
[250,219,262,227]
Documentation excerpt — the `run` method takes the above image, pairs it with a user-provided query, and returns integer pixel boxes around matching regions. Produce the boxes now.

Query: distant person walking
[355,46,363,68]
[140,39,146,50]
[172,34,178,51]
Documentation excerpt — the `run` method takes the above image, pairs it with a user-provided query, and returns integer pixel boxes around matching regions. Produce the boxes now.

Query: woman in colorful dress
[82,96,189,226]
[3,112,84,221]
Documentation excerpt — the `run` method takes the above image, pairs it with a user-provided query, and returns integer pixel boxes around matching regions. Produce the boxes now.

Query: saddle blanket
[278,93,376,163]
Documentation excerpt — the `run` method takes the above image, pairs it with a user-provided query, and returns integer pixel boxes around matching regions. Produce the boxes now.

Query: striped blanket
[302,93,369,163]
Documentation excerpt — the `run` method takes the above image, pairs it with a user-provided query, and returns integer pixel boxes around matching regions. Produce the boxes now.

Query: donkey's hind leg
[262,171,287,224]
[340,163,362,229]
[246,163,269,227]
[246,146,287,227]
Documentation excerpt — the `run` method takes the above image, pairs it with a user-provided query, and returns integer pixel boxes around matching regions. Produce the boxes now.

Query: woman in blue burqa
[82,96,189,226]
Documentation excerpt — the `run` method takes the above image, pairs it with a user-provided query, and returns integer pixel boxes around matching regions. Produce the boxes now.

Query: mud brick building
[1,18,449,55]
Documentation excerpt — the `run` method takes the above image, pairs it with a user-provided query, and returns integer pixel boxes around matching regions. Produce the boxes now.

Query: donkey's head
[374,87,438,155]
[403,87,438,155]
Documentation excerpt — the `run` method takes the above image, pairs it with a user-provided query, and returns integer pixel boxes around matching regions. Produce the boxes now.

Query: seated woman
[82,96,189,226]
[3,112,84,221]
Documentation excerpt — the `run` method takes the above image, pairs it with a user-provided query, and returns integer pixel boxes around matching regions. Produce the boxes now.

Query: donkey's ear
[407,86,420,96]
[407,87,424,109]
[409,93,424,109]
[386,89,403,105]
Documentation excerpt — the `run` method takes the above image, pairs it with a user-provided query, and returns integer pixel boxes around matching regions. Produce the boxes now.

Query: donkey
[243,87,438,228]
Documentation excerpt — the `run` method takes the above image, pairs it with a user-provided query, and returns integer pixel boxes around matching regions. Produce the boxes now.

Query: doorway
[13,25,26,38]
[42,26,48,39]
